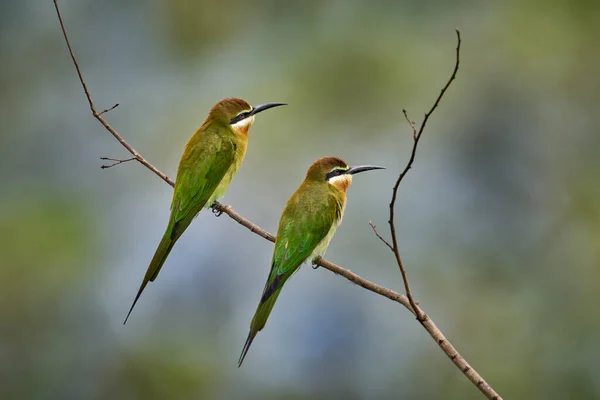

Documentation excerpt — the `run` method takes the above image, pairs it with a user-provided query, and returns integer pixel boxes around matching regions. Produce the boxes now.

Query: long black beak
[346,165,386,175]
[250,102,287,116]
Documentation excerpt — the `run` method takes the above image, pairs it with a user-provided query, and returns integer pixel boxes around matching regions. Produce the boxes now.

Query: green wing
[260,187,337,302]
[124,124,236,324]
[169,126,236,239]
[238,184,340,366]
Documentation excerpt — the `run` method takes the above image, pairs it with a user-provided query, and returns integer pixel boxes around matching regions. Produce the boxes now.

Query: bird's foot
[210,201,223,217]
[311,256,322,270]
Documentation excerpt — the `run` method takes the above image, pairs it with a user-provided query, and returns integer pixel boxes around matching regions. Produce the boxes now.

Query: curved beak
[346,165,386,175]
[250,102,287,116]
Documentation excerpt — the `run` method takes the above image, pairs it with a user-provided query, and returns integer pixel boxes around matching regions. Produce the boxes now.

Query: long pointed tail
[238,330,257,367]
[123,233,176,324]
[238,288,282,367]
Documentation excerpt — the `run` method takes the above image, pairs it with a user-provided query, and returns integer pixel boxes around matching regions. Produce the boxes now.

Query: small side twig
[402,109,417,139]
[100,156,136,169]
[99,103,119,116]
[369,221,394,251]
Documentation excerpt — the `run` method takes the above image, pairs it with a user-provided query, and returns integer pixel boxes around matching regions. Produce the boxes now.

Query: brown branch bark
[383,30,462,322]
[53,2,501,399]
[370,31,501,399]
[53,1,174,188]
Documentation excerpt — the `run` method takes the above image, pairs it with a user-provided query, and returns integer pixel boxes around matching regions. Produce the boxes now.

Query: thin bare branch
[387,29,462,322]
[53,7,500,398]
[370,29,500,400]
[100,156,136,169]
[369,221,394,251]
[53,0,174,188]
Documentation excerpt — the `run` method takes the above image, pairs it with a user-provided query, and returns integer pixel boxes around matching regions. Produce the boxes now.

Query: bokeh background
[2,0,599,399]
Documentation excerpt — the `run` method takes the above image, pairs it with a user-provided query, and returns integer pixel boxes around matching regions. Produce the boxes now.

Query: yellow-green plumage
[142,120,245,282]
[250,179,344,326]
[124,98,285,324]
[238,157,384,366]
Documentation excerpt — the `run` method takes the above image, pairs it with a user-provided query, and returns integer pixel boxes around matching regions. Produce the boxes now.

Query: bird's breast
[205,137,248,206]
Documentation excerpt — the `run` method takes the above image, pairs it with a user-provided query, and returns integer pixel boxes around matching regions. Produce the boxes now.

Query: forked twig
[100,156,136,169]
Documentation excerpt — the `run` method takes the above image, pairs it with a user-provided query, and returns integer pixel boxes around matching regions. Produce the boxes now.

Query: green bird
[124,97,286,324]
[238,156,384,366]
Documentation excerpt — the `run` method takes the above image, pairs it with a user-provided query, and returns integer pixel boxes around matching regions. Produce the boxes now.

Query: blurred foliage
[1,0,599,399]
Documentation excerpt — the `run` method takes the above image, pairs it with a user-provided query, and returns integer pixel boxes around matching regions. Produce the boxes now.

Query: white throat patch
[328,174,352,188]
[231,115,255,130]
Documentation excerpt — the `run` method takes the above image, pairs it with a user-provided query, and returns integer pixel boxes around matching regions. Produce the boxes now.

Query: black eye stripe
[325,168,347,180]
[230,110,252,124]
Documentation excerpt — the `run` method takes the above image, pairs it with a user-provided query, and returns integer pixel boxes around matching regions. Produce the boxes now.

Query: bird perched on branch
[238,156,384,366]
[124,97,286,324]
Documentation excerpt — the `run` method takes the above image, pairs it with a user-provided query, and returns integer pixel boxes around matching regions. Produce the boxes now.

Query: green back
[169,122,236,239]
[240,178,345,366]
[260,181,340,304]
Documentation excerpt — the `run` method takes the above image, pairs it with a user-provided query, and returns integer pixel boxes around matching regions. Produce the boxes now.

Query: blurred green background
[1,0,599,398]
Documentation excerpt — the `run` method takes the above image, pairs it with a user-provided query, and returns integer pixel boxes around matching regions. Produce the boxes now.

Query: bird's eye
[231,112,249,124]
